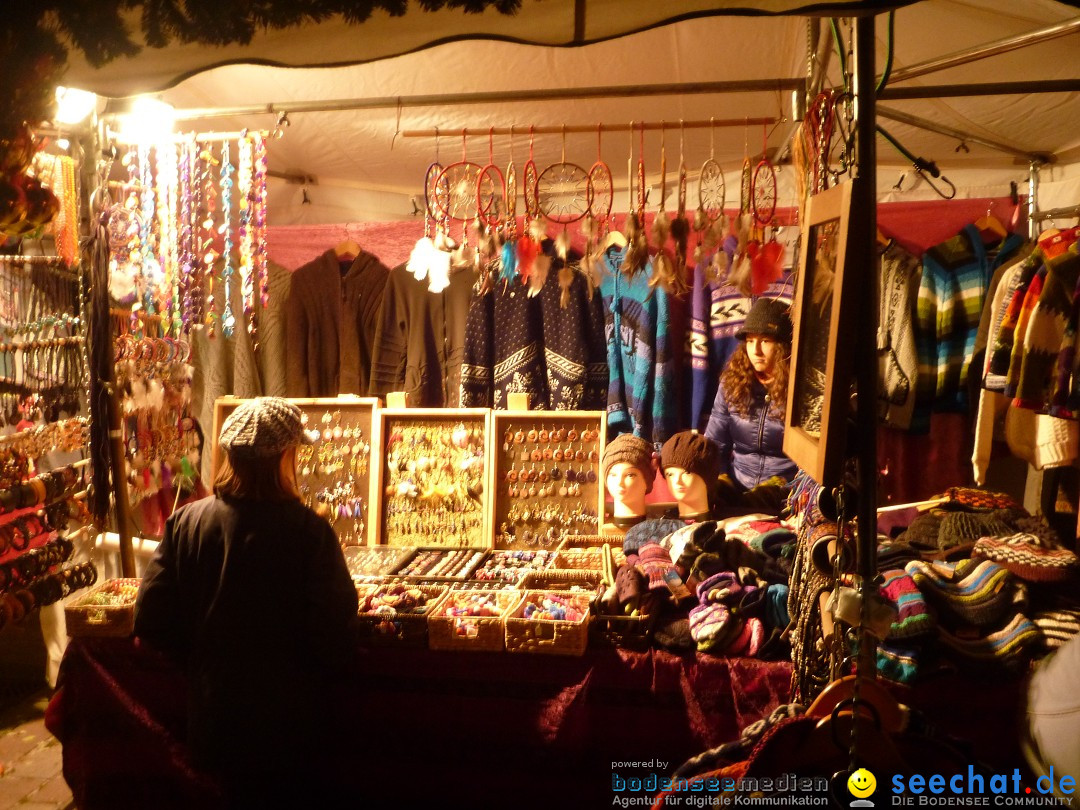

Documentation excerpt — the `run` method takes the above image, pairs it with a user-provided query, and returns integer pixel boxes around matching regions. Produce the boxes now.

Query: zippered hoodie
[704,378,796,489]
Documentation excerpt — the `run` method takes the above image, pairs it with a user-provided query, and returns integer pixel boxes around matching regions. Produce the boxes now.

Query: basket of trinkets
[427,589,521,652]
[504,591,591,656]
[357,582,447,647]
[65,578,139,637]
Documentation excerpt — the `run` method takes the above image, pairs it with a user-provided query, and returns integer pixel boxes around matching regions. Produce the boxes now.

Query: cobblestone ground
[0,689,73,810]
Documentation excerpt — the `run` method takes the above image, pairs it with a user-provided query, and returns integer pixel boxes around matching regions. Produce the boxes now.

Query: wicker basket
[427,589,521,652]
[65,578,140,637]
[589,611,656,651]
[505,590,591,656]
[357,583,447,647]
[552,545,627,571]
[520,569,602,593]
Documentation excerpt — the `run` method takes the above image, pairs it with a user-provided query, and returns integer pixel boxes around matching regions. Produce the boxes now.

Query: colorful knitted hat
[972,533,1079,582]
[636,542,676,591]
[876,643,920,685]
[660,431,723,491]
[1031,608,1080,650]
[936,612,1039,669]
[876,540,922,572]
[623,518,685,555]
[1014,514,1062,548]
[602,433,656,493]
[219,397,314,458]
[905,558,1018,628]
[936,486,1024,513]
[937,511,1016,550]
[879,569,934,639]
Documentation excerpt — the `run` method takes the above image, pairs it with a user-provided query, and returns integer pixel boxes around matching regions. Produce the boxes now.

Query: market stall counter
[46,635,793,809]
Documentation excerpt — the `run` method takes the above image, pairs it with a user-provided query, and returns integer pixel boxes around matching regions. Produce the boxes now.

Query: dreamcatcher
[516,127,544,286]
[749,124,783,295]
[476,127,505,229]
[581,124,614,293]
[536,126,591,301]
[649,124,684,295]
[621,122,649,278]
[673,121,692,272]
[751,123,778,227]
[495,127,519,294]
[432,131,483,227]
[409,129,453,290]
[697,117,726,224]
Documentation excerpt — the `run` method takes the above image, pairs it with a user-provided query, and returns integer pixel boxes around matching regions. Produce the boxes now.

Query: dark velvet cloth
[48,636,793,810]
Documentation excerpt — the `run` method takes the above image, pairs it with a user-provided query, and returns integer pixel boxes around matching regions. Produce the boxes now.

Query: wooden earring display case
[490,411,606,550]
[375,408,492,548]
[211,396,379,547]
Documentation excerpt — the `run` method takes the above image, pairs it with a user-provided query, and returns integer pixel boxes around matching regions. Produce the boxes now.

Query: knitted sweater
[538,264,609,410]
[1015,250,1080,410]
[878,241,921,430]
[255,261,291,397]
[599,246,672,445]
[914,226,1022,427]
[989,252,1043,380]
[1004,264,1047,397]
[286,249,389,397]
[369,264,476,407]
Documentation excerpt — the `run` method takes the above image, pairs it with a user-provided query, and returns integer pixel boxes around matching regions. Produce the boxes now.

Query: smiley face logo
[848,768,876,799]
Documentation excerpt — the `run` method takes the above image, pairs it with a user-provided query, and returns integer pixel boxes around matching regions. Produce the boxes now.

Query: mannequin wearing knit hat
[602,433,656,532]
[661,431,722,520]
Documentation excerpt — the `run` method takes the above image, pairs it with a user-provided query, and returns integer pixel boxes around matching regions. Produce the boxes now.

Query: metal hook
[915,166,956,200]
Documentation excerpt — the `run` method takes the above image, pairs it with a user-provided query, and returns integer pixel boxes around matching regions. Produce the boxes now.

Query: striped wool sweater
[600,246,673,446]
[1003,264,1047,397]
[1014,250,1080,410]
[914,226,1022,428]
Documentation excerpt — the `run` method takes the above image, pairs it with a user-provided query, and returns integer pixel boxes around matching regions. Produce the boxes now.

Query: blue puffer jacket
[704,380,797,489]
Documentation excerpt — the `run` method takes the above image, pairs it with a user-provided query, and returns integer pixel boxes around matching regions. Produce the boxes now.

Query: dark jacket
[369,264,476,407]
[286,248,389,396]
[133,495,358,779]
[704,379,797,489]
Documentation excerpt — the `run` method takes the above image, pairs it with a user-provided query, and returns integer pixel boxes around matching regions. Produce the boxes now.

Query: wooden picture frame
[783,181,856,486]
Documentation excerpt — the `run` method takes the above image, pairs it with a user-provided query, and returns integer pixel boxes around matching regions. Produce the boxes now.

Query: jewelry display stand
[211,396,379,547]
[375,408,492,548]
[490,410,606,550]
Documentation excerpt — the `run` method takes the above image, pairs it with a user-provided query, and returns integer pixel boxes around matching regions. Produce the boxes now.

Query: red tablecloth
[46,637,793,809]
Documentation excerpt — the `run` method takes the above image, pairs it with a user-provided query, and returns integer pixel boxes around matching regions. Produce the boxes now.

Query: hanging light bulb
[115,97,176,145]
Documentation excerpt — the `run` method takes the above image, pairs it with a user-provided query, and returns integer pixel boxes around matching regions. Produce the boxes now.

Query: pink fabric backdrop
[267,197,1024,271]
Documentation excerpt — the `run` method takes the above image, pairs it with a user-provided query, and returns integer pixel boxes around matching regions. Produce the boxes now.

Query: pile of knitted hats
[688,571,790,657]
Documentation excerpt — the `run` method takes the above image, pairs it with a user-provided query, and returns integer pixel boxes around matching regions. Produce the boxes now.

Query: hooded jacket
[704,378,796,489]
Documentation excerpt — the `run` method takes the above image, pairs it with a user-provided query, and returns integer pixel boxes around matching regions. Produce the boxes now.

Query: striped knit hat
[219,397,313,458]
[937,486,1024,513]
[876,643,920,685]
[1031,608,1080,650]
[972,533,1079,582]
[905,558,1020,628]
[936,613,1039,669]
[880,569,934,640]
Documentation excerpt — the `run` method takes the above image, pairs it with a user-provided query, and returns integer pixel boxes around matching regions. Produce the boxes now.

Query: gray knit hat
[602,433,656,494]
[735,297,792,344]
[219,397,313,458]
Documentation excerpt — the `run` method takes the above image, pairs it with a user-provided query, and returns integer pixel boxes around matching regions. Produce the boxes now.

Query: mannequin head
[602,434,656,518]
[660,432,722,519]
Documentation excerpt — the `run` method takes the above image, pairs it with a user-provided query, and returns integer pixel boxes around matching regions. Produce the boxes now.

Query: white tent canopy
[60,0,1080,226]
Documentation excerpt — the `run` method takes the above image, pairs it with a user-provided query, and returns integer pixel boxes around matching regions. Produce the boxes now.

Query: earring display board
[211,396,379,547]
[490,411,606,550]
[375,408,491,548]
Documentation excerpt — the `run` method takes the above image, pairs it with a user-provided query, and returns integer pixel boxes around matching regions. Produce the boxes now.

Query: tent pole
[877,106,1052,164]
[1028,163,1041,240]
[399,119,775,138]
[885,16,1080,84]
[852,13,879,681]
[163,79,804,121]
[879,78,1080,100]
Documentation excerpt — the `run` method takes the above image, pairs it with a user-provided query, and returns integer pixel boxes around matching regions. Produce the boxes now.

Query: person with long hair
[704,298,797,509]
[134,397,359,807]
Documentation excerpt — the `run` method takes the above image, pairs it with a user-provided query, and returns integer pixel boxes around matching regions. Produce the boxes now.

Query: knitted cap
[897,512,944,550]
[936,486,1024,513]
[1031,608,1080,651]
[219,397,313,458]
[660,431,722,490]
[735,297,793,343]
[935,613,1039,669]
[879,569,934,640]
[602,433,656,494]
[972,533,1079,582]
[636,542,676,591]
[876,643,920,685]
[937,511,1016,551]
[905,558,1017,628]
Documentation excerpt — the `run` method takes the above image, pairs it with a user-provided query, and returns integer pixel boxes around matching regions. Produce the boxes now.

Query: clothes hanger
[807,674,909,734]
[876,226,890,248]
[334,238,361,261]
[973,205,1008,243]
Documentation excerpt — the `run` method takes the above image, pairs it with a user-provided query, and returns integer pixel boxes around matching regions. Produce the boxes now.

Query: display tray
[504,590,591,656]
[392,547,488,581]
[376,409,491,548]
[519,569,602,593]
[356,582,448,647]
[490,411,605,550]
[345,546,415,579]
[65,578,139,638]
[212,396,379,547]
[427,589,521,652]
[469,549,556,585]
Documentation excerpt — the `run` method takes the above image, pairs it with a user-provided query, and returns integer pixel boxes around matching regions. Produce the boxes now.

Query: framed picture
[783,181,856,486]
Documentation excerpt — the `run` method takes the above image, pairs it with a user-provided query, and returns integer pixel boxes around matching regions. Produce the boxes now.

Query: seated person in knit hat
[601,433,657,533]
[660,431,722,521]
[704,297,797,515]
